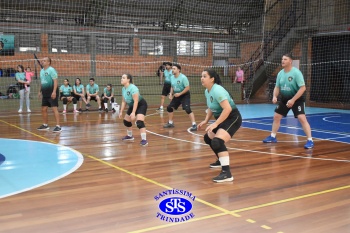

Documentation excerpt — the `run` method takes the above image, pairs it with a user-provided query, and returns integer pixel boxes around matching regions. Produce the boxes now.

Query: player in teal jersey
[101,84,115,112]
[73,78,88,112]
[198,69,242,183]
[37,57,61,133]
[163,64,197,131]
[119,74,148,146]
[59,79,78,114]
[85,78,102,111]
[157,62,173,112]
[262,53,314,149]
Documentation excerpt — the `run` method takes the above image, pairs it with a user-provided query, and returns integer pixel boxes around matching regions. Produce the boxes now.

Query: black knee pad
[111,97,114,103]
[136,120,145,129]
[123,119,132,127]
[103,98,108,103]
[72,97,77,104]
[184,106,192,114]
[211,137,227,154]
[167,106,174,113]
[63,98,67,104]
[204,134,212,145]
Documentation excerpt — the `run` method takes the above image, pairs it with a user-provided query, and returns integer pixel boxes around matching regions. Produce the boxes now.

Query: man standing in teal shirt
[163,64,197,131]
[37,57,61,133]
[263,53,314,149]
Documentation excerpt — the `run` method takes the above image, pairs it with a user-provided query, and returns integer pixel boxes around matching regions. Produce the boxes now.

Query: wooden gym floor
[0,104,349,233]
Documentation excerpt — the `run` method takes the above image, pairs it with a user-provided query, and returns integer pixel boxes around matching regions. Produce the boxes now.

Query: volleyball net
[0,0,349,112]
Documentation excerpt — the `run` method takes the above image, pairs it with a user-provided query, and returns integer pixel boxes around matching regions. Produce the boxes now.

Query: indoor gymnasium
[0,0,349,232]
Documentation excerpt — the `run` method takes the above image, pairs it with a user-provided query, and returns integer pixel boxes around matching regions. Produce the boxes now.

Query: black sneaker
[105,108,108,112]
[98,108,103,112]
[190,124,197,131]
[53,126,62,133]
[86,103,91,107]
[37,124,49,131]
[163,122,175,128]
[79,108,83,113]
[213,171,234,183]
[210,160,221,168]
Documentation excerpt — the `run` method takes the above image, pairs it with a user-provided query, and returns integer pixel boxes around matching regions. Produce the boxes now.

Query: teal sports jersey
[104,87,114,97]
[205,84,237,118]
[86,84,99,94]
[163,69,173,84]
[73,84,84,94]
[40,66,58,98]
[276,67,305,99]
[15,72,25,82]
[171,73,189,93]
[60,85,73,96]
[122,84,143,107]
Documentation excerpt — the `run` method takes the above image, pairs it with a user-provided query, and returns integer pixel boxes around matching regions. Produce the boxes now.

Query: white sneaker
[62,110,67,114]
[27,109,31,113]
[18,109,23,113]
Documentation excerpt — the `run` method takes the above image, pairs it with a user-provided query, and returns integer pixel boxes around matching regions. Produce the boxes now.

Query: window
[49,34,88,53]
[177,40,207,56]
[96,37,133,54]
[17,34,41,52]
[140,39,171,56]
[213,42,240,58]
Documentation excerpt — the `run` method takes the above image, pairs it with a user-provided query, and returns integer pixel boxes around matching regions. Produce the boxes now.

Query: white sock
[141,133,147,140]
[192,122,196,125]
[104,103,108,108]
[73,104,77,110]
[169,120,173,124]
[219,156,230,166]
[160,106,163,109]
[308,137,313,141]
[127,130,133,137]
[63,105,67,110]
[271,133,276,138]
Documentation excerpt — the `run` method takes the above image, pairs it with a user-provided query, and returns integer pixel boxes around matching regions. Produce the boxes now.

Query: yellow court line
[129,213,227,233]
[231,184,350,213]
[0,120,57,144]
[3,119,349,233]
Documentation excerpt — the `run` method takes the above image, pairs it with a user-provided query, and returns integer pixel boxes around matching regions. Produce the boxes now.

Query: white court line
[243,120,350,137]
[145,129,350,163]
[323,116,350,125]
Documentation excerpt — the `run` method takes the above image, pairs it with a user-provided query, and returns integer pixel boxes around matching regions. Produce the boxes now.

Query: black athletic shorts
[126,98,148,116]
[161,83,171,96]
[42,96,59,107]
[275,97,305,118]
[168,91,191,111]
[73,94,83,100]
[212,108,242,137]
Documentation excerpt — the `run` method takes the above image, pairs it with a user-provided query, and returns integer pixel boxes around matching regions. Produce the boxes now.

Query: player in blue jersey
[163,64,197,131]
[59,79,79,113]
[262,53,314,149]
[73,78,88,113]
[157,62,173,112]
[119,74,148,146]
[198,69,242,183]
